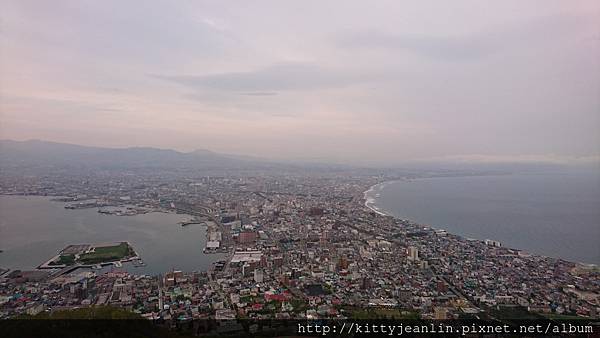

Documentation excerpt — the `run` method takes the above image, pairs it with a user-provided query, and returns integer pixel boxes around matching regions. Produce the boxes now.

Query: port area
[38,242,141,271]
[178,216,205,226]
[203,221,230,254]
[57,196,159,216]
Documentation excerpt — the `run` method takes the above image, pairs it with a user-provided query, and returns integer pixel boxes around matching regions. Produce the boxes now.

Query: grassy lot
[239,295,253,303]
[488,305,543,320]
[542,313,584,320]
[49,254,75,266]
[344,306,419,319]
[25,306,142,319]
[78,242,132,264]
[290,298,307,312]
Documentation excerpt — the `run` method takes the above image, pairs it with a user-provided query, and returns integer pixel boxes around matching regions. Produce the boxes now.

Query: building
[254,269,264,283]
[484,239,502,247]
[434,307,448,319]
[238,231,257,244]
[407,246,419,261]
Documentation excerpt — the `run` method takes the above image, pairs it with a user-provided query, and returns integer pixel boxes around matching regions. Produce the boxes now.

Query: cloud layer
[1,0,598,165]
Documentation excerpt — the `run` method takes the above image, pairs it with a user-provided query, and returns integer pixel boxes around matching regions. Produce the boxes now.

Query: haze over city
[2,1,600,333]
[1,0,599,166]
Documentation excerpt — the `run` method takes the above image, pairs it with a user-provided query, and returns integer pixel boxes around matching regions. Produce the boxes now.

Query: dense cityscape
[1,168,598,325]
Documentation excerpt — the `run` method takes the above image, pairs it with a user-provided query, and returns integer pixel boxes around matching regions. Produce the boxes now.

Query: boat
[132,259,145,267]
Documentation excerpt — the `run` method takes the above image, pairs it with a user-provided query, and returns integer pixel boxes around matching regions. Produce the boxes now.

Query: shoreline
[0,193,178,216]
[363,179,405,216]
[361,179,598,267]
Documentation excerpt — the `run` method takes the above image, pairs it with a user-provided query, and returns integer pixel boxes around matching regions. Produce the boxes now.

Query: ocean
[368,171,600,264]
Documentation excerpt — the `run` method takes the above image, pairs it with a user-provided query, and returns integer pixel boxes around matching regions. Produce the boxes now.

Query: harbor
[0,196,225,275]
[38,242,140,273]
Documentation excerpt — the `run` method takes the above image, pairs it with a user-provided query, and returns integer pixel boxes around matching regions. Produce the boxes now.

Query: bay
[0,195,225,274]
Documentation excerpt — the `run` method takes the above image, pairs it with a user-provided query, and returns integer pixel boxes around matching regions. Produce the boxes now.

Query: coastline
[363,180,399,216]
[361,178,598,267]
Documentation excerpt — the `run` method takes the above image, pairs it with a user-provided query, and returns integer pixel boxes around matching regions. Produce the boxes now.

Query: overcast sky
[1,0,599,165]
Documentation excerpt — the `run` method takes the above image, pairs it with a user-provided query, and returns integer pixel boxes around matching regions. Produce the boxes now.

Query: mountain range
[1,139,587,175]
[0,139,278,171]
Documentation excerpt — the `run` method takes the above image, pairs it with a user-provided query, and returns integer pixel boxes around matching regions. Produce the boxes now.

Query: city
[1,1,599,336]
[1,170,598,324]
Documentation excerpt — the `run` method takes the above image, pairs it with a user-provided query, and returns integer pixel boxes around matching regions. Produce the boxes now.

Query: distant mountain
[3,139,564,178]
[0,139,274,171]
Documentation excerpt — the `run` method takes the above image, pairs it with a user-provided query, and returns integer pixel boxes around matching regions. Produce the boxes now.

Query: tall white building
[407,246,419,261]
[254,269,264,283]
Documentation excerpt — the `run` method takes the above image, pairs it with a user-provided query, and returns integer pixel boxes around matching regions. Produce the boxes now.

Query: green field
[488,305,543,320]
[13,307,177,337]
[78,242,133,264]
[542,313,584,320]
[343,306,419,319]
[49,254,75,266]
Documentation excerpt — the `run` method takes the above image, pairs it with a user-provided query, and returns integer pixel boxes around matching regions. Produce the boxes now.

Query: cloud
[0,96,126,117]
[335,14,592,62]
[336,31,494,61]
[2,1,598,163]
[153,63,381,92]
[239,92,278,96]
[413,154,600,166]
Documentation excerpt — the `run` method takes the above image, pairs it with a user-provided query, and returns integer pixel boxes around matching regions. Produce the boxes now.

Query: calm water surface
[370,172,600,264]
[0,195,225,274]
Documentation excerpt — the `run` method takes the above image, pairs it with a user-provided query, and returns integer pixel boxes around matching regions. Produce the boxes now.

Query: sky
[1,0,599,166]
